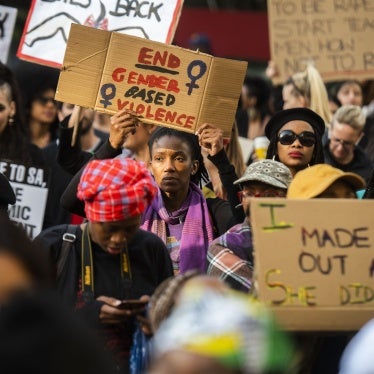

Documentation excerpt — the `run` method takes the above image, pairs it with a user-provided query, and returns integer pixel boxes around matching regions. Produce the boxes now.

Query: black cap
[0,173,16,210]
[265,108,326,140]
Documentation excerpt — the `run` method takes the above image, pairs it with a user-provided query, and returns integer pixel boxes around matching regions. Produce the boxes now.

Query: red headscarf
[77,157,157,222]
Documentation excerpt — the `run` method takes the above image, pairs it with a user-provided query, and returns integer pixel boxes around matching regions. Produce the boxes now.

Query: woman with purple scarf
[142,127,235,275]
[61,116,235,275]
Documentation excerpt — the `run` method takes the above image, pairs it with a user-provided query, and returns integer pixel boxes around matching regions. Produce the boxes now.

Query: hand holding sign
[196,123,224,157]
[108,109,139,150]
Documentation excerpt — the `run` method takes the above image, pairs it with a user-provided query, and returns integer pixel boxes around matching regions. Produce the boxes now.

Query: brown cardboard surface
[56,24,247,138]
[56,26,110,108]
[272,308,374,331]
[267,0,374,83]
[251,199,374,331]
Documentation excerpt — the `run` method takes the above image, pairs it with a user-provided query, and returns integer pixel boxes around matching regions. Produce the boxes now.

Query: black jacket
[323,141,373,183]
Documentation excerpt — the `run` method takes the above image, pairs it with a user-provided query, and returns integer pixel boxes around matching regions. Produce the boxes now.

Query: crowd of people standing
[0,55,373,374]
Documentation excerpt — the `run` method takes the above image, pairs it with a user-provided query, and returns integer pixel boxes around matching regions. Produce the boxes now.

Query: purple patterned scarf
[141,183,214,273]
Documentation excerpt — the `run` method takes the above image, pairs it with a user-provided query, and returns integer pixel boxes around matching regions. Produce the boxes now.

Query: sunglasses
[36,96,57,106]
[278,130,316,147]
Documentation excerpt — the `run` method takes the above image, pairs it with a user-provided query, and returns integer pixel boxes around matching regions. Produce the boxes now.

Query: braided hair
[147,270,200,332]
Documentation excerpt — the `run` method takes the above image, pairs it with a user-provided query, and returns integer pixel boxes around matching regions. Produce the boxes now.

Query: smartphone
[117,299,148,310]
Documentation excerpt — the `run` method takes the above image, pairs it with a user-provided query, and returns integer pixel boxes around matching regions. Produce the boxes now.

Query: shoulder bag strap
[57,224,78,279]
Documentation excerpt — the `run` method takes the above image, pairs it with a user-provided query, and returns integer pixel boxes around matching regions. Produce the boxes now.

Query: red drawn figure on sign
[83,1,108,30]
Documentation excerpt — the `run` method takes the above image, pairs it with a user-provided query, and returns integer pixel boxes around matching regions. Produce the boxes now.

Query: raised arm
[60,109,139,217]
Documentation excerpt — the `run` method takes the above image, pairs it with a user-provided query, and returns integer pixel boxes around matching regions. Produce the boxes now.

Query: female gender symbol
[185,60,207,95]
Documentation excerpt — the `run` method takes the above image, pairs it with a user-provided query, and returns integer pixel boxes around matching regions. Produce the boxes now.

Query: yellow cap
[287,164,366,198]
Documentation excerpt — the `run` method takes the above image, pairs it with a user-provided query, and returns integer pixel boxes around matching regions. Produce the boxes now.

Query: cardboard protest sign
[0,160,48,239]
[55,24,247,138]
[17,0,184,68]
[251,199,374,331]
[0,6,17,64]
[267,0,374,83]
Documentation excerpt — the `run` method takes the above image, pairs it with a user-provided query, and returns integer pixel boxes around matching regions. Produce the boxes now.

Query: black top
[323,141,374,184]
[57,116,108,175]
[34,225,173,373]
[207,149,245,224]
[60,139,122,218]
[42,120,105,228]
[35,225,173,307]
[0,173,15,210]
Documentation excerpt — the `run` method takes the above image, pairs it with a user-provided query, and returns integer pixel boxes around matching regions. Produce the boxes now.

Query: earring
[8,116,14,126]
[272,155,276,160]
[307,163,310,168]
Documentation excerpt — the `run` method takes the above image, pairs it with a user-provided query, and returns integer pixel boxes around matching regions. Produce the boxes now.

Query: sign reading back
[55,24,247,138]
[251,199,374,331]
[267,0,374,83]
[17,0,184,68]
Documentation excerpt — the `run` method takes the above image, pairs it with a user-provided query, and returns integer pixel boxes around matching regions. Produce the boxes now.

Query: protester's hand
[67,105,85,129]
[67,105,94,128]
[96,295,133,324]
[135,295,153,336]
[249,149,259,163]
[108,109,139,149]
[136,314,153,337]
[265,60,280,82]
[196,123,224,157]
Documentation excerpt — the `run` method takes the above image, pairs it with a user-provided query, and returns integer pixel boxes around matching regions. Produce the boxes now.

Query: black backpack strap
[57,224,78,279]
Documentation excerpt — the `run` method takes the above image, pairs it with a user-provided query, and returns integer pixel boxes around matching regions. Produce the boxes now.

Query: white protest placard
[55,24,247,138]
[0,160,48,239]
[267,0,374,83]
[17,0,184,68]
[251,198,374,331]
[0,6,17,64]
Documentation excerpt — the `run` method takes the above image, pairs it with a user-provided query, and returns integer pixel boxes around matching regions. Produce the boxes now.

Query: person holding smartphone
[35,157,173,374]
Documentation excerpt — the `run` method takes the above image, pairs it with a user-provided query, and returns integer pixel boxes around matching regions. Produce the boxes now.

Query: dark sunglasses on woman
[277,130,316,147]
[36,96,57,106]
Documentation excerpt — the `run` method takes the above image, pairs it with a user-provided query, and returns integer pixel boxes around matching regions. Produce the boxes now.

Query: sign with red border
[17,0,184,68]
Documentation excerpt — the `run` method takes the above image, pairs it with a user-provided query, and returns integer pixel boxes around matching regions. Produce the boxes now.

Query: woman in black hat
[265,107,325,176]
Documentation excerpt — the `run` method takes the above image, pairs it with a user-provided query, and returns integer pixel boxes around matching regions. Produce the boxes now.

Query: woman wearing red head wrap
[35,158,173,374]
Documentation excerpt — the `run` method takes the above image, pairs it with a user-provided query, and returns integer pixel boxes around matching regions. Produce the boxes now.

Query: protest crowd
[0,1,374,374]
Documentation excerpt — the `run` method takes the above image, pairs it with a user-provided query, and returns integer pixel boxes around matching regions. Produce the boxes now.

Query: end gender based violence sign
[55,24,247,138]
[268,0,374,82]
[251,199,374,331]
